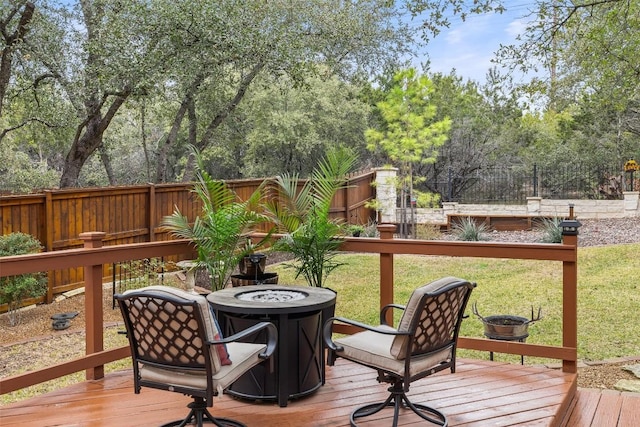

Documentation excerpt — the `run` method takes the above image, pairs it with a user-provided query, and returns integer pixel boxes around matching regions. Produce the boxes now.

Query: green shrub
[361,220,379,238]
[452,217,489,241]
[416,223,442,240]
[539,217,563,243]
[346,224,365,237]
[0,232,47,326]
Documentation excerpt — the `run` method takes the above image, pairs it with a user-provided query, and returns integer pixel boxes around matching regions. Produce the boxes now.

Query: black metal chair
[115,285,277,427]
[323,277,475,427]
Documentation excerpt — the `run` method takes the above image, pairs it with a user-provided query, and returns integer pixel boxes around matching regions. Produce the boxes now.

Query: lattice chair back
[391,277,474,360]
[117,286,224,397]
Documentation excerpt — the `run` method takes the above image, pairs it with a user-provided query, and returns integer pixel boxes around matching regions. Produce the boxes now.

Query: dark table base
[218,310,324,407]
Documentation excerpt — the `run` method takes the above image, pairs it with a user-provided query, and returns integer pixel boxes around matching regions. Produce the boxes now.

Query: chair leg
[350,383,447,427]
[161,397,246,427]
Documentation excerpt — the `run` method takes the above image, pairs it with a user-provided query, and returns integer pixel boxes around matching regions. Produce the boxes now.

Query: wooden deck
[5,358,639,427]
[0,357,590,427]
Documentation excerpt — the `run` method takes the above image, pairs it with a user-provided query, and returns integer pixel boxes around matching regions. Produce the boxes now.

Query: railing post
[80,231,107,380]
[378,224,396,325]
[560,206,581,374]
[44,190,54,303]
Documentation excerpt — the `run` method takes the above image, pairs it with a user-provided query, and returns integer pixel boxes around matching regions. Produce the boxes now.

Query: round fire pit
[207,285,336,407]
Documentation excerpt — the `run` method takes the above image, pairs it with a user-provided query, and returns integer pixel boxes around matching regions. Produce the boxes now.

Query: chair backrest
[116,285,223,373]
[390,277,475,359]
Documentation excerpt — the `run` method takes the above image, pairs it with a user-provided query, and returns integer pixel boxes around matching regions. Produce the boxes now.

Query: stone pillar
[623,192,640,216]
[527,197,542,216]
[375,167,398,224]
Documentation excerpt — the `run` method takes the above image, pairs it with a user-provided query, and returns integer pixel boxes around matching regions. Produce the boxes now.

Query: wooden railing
[0,220,579,395]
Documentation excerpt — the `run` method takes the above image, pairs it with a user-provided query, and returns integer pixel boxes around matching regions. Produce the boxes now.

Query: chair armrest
[322,316,409,352]
[380,303,406,326]
[208,321,278,360]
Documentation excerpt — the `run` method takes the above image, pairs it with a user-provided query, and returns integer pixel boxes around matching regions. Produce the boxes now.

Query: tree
[239,72,370,178]
[150,0,410,183]
[419,69,525,201]
[366,68,451,237]
[496,0,640,168]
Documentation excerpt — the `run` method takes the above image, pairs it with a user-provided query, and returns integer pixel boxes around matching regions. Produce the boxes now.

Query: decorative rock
[622,364,640,378]
[51,311,79,320]
[614,379,640,393]
[52,319,71,330]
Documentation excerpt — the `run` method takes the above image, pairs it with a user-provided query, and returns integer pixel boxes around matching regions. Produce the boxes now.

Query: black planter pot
[238,253,267,276]
[230,272,279,287]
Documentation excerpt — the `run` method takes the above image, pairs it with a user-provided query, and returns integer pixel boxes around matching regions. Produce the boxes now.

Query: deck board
[4,357,625,427]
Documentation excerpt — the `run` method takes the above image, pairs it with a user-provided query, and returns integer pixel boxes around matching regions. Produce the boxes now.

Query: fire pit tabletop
[207,285,336,314]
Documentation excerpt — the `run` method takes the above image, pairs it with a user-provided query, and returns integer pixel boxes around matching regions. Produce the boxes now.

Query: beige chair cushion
[334,325,451,378]
[140,341,267,394]
[390,277,464,359]
[124,285,225,372]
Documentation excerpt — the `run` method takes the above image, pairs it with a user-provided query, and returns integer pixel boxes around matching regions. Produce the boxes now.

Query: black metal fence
[429,164,629,204]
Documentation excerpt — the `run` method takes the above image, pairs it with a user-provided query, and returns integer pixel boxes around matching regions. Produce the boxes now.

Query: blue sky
[407,1,536,83]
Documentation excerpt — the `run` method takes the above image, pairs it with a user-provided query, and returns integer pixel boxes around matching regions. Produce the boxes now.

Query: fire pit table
[207,285,336,407]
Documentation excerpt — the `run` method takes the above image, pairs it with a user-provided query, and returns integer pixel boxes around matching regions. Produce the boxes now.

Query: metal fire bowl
[482,315,530,339]
[236,289,308,303]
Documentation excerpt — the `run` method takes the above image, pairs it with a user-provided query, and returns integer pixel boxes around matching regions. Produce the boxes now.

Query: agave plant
[452,217,489,241]
[265,147,358,288]
[162,148,271,291]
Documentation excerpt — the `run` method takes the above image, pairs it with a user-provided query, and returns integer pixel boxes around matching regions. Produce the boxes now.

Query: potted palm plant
[162,147,271,292]
[265,147,358,288]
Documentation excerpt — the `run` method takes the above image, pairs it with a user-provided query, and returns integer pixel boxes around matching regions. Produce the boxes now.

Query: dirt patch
[578,360,640,389]
[0,290,123,347]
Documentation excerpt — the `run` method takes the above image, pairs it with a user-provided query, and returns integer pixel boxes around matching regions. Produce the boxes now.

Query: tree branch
[0,116,58,141]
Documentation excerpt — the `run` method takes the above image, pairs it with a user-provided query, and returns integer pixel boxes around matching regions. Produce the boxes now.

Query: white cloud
[505,19,527,38]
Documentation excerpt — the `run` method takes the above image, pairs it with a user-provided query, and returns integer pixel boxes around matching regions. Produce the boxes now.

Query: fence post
[148,183,156,242]
[44,190,54,303]
[559,206,580,374]
[378,224,396,326]
[533,164,538,197]
[80,231,107,380]
[447,166,453,202]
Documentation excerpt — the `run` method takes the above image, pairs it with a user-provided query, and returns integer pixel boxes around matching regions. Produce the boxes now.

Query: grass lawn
[270,242,640,364]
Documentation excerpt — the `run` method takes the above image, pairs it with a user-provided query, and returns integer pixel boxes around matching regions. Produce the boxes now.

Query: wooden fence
[0,171,376,303]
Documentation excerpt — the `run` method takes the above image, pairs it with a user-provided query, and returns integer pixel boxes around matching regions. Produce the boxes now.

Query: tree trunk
[155,98,189,183]
[59,91,130,188]
[181,62,265,182]
[0,2,35,118]
[99,145,116,185]
[180,96,198,182]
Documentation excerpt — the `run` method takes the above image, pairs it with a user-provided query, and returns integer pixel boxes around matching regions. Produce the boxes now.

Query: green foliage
[366,68,450,236]
[267,147,358,287]
[539,217,563,244]
[346,224,365,237]
[415,223,442,240]
[452,217,489,241]
[0,233,46,326]
[240,72,371,178]
[161,147,271,290]
[360,220,380,238]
